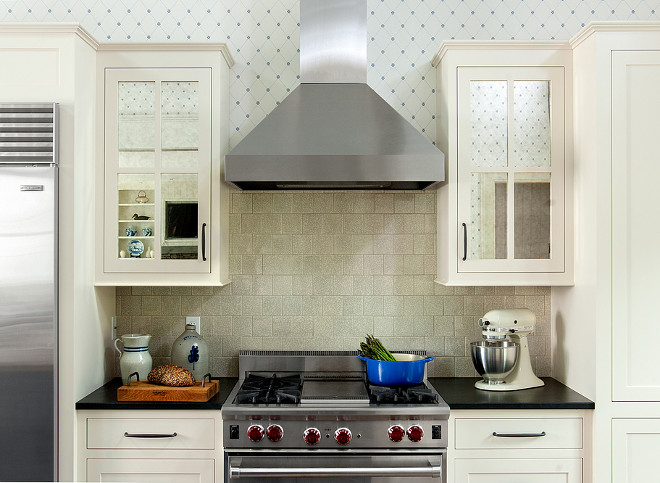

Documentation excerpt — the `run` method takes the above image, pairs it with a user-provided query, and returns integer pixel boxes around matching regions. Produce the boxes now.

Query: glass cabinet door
[104,68,211,273]
[457,66,565,273]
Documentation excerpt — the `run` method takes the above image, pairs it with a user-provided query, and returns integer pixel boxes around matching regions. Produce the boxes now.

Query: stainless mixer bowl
[470,340,519,384]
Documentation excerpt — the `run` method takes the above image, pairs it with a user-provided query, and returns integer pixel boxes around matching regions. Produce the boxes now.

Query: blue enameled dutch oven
[358,353,434,386]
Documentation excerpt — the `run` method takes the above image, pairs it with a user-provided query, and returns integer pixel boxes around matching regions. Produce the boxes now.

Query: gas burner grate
[234,374,303,405]
[367,383,439,404]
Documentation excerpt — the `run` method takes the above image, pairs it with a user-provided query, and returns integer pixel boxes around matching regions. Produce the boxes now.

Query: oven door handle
[228,463,443,479]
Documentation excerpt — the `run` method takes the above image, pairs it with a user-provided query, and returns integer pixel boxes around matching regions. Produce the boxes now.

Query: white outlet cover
[186,316,201,334]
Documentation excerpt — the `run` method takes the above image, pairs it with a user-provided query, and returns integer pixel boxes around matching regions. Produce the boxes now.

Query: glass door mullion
[153,80,163,261]
[506,78,515,262]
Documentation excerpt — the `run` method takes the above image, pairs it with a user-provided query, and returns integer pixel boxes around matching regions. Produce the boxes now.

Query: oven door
[226,450,445,482]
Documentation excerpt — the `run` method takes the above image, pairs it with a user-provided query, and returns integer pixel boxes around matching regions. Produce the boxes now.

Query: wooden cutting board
[117,379,219,402]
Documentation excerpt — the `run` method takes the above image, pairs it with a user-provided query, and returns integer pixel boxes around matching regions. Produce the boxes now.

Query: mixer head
[478,308,536,339]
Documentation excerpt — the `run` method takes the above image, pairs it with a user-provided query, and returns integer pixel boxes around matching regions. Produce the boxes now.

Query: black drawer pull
[492,431,546,438]
[124,432,178,438]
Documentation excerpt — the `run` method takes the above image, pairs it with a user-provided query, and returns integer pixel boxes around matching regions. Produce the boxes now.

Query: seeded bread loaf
[147,365,195,387]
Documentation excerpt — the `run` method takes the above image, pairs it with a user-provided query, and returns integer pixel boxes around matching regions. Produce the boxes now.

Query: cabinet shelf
[118,219,154,223]
[118,203,155,207]
[118,236,154,239]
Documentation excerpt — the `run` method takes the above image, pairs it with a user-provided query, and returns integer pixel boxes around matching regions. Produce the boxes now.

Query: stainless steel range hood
[225,0,445,190]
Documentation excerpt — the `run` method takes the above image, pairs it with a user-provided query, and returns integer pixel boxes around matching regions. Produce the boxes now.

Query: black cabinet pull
[462,223,467,261]
[201,222,207,261]
[492,431,546,438]
[124,432,178,438]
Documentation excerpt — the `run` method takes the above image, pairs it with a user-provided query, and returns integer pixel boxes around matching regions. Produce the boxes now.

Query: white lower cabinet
[87,458,214,483]
[455,458,582,483]
[611,419,660,483]
[77,410,223,483]
[448,410,589,483]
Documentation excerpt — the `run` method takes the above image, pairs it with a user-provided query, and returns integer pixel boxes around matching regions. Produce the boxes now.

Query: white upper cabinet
[434,44,573,286]
[611,50,660,401]
[95,45,233,286]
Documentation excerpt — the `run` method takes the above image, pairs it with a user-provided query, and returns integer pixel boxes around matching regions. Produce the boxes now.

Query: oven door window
[226,452,444,482]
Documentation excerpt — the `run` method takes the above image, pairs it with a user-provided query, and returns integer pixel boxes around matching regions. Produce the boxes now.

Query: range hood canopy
[225,0,445,190]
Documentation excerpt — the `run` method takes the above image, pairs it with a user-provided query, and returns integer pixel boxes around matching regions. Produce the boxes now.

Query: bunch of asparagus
[360,334,396,361]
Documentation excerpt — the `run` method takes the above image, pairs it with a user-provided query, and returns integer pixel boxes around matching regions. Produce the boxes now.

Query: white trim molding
[432,41,571,67]
[0,22,99,49]
[570,21,660,48]
[97,42,235,68]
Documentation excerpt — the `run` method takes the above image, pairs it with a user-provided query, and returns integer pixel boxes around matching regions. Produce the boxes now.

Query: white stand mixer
[474,308,544,391]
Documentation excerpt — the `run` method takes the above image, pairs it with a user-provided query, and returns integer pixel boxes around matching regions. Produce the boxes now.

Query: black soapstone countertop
[429,377,594,410]
[76,376,593,410]
[75,377,238,410]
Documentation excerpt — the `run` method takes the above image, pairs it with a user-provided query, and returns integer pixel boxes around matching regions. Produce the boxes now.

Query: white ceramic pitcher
[114,333,153,385]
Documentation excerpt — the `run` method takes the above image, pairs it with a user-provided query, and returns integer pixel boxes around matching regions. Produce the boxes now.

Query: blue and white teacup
[141,227,153,237]
[125,226,137,237]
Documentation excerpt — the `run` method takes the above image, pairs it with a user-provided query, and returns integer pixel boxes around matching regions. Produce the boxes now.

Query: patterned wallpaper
[2,0,658,149]
[2,1,656,376]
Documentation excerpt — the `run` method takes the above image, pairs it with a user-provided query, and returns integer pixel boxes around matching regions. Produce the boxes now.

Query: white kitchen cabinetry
[87,459,214,483]
[611,419,660,482]
[77,410,223,483]
[610,50,660,402]
[552,23,660,483]
[455,459,582,483]
[433,43,573,286]
[95,45,233,286]
[448,410,588,483]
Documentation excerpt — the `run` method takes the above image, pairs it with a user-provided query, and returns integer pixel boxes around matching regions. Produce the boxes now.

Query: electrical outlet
[112,316,117,339]
[186,316,201,334]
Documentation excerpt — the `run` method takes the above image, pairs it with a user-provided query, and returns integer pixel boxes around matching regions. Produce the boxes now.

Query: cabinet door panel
[454,458,581,483]
[611,51,660,401]
[104,68,211,274]
[457,66,565,274]
[612,419,660,483]
[87,458,214,483]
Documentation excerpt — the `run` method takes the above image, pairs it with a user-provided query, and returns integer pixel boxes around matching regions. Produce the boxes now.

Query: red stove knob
[388,425,406,442]
[247,424,264,442]
[407,425,424,442]
[303,427,321,446]
[266,424,284,442]
[334,427,352,445]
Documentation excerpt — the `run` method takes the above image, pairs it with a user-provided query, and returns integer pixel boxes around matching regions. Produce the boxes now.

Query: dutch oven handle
[358,354,368,362]
[422,357,434,363]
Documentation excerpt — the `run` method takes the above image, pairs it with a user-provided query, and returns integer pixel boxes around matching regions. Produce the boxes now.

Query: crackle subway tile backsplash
[116,191,551,377]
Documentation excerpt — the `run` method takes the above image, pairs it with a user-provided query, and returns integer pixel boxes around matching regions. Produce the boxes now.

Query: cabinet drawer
[455,417,582,449]
[87,418,215,450]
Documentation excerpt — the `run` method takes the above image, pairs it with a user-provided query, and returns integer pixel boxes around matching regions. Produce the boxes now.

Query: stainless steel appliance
[222,350,449,482]
[225,0,445,190]
[470,308,544,391]
[0,103,58,481]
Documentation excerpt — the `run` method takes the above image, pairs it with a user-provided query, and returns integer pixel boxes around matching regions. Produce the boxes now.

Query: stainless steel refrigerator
[0,103,58,481]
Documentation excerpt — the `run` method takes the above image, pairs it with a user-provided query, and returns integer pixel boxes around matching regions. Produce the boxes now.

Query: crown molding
[570,21,660,48]
[432,40,571,67]
[0,22,99,49]
[0,23,235,67]
[97,42,235,68]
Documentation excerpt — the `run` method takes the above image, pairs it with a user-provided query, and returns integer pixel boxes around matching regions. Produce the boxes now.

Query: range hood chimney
[225,0,445,190]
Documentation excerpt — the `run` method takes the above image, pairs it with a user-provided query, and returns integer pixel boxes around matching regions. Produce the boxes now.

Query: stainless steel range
[221,350,449,481]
